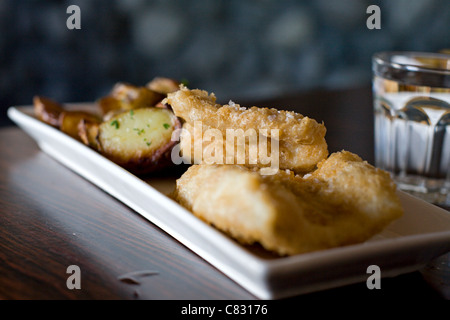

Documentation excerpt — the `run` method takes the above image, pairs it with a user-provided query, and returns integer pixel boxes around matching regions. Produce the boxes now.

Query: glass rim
[373,51,450,76]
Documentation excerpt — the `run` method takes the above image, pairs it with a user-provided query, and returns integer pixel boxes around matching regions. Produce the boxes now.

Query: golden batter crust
[173,151,403,256]
[164,86,328,173]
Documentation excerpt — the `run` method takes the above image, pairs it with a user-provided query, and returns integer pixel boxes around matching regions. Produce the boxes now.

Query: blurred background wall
[1,0,449,126]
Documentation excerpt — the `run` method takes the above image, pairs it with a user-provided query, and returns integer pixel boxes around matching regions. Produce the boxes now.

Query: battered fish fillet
[163,86,328,173]
[172,151,403,256]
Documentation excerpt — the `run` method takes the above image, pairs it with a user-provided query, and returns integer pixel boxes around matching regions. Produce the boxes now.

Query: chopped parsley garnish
[144,138,152,146]
[181,78,189,86]
[133,128,145,135]
[163,123,170,129]
[110,120,119,129]
[129,109,134,118]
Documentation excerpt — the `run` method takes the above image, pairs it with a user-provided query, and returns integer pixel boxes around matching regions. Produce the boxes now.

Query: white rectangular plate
[8,104,450,299]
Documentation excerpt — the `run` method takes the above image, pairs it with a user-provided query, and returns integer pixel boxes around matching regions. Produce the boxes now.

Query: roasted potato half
[33,96,64,127]
[79,107,182,174]
[59,111,101,140]
[33,95,101,141]
[98,82,165,116]
[146,77,180,94]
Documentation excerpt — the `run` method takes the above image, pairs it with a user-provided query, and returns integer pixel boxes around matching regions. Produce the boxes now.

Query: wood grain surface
[0,127,255,300]
[1,87,448,300]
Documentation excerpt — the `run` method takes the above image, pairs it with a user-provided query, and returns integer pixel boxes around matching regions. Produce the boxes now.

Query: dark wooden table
[1,86,449,301]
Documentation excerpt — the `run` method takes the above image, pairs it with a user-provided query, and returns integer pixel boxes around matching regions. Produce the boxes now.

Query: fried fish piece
[172,151,403,256]
[163,86,328,173]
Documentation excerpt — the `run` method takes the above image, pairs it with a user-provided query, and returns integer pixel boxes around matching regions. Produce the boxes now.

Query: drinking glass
[372,51,450,207]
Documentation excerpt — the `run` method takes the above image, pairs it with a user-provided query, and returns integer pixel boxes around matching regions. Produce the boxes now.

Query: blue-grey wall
[1,0,450,125]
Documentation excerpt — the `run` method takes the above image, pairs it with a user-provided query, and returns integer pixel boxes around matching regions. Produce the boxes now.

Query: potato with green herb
[79,107,182,174]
